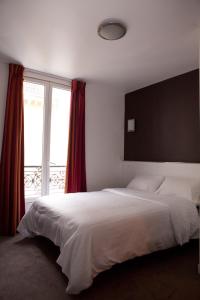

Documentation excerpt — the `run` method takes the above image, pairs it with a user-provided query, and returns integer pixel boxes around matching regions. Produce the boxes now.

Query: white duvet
[17,188,199,294]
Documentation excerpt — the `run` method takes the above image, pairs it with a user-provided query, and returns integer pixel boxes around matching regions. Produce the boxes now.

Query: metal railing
[24,165,66,197]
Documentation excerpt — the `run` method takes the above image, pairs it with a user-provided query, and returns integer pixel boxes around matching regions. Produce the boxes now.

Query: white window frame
[24,70,71,201]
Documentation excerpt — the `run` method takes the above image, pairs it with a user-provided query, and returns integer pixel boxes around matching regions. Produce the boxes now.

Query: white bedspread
[17,189,199,294]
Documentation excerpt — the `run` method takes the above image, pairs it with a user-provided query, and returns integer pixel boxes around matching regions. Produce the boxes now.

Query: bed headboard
[120,161,200,186]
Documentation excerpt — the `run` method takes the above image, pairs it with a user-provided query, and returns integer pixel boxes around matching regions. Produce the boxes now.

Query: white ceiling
[0,0,199,92]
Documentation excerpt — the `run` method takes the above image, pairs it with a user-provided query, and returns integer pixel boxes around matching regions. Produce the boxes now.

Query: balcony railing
[24,165,66,197]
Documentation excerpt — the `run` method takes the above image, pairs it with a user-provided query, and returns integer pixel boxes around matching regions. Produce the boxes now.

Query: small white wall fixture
[128,118,135,132]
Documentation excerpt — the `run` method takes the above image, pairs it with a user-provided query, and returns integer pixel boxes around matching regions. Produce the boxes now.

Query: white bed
[17,187,199,294]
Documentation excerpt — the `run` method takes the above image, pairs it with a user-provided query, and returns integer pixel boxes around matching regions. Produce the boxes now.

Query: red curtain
[0,64,25,235]
[65,80,87,193]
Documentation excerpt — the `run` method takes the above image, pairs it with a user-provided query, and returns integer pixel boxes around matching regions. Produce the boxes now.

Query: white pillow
[157,176,200,203]
[127,175,165,192]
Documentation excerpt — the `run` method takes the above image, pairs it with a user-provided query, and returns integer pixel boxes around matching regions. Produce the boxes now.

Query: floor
[0,235,199,300]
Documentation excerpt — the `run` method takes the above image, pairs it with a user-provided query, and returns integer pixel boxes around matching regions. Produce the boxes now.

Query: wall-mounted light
[128,118,135,132]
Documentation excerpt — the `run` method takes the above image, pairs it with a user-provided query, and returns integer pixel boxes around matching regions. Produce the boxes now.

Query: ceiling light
[98,20,127,40]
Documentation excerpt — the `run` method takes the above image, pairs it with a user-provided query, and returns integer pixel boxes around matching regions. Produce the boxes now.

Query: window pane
[49,87,71,194]
[24,81,44,198]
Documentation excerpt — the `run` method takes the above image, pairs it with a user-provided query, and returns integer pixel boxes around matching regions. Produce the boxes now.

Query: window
[24,76,71,201]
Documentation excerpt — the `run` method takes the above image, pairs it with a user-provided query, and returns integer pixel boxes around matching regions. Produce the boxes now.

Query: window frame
[24,70,71,202]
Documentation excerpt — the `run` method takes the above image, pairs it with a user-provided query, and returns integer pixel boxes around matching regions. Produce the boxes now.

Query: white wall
[0,62,8,154]
[86,82,124,191]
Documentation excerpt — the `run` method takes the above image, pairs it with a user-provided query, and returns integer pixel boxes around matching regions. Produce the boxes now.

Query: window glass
[49,87,71,193]
[24,81,44,198]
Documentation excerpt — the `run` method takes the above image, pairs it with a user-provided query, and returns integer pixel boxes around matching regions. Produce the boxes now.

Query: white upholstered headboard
[120,161,200,186]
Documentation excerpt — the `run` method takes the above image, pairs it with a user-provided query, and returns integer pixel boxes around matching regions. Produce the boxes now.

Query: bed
[17,176,199,294]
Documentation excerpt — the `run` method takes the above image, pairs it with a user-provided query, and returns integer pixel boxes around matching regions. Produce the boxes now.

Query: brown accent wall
[124,69,200,162]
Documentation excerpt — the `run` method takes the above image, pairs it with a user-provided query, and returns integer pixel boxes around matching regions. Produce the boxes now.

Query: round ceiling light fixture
[98,20,127,40]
